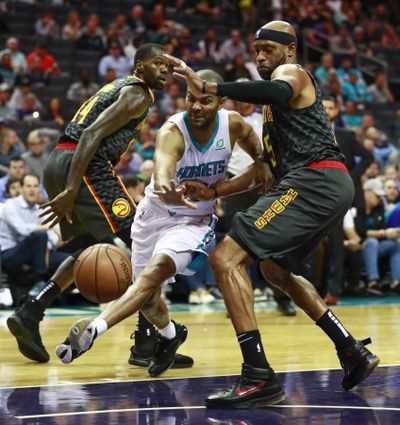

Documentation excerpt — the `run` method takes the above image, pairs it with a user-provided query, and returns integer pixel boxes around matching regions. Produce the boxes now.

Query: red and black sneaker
[206,364,285,409]
[337,337,380,390]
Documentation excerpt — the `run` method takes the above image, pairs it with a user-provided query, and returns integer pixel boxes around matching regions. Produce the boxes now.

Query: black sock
[35,280,61,308]
[237,330,270,369]
[136,311,155,338]
[316,309,356,350]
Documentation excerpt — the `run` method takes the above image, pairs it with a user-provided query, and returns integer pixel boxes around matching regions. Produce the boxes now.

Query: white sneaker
[189,291,201,304]
[199,288,216,304]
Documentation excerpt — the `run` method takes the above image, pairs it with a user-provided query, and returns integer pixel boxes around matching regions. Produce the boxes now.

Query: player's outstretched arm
[39,85,150,228]
[153,122,197,209]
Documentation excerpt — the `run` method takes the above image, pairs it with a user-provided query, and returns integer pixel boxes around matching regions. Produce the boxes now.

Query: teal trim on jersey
[187,251,208,272]
[183,111,220,153]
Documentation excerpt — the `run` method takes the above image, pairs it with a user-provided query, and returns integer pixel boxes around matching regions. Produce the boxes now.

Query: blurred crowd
[0,0,399,307]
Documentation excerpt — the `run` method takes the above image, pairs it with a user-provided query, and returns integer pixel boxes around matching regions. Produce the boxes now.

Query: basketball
[73,243,132,303]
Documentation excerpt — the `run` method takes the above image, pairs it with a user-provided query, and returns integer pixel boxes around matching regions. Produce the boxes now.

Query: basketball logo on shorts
[112,198,131,217]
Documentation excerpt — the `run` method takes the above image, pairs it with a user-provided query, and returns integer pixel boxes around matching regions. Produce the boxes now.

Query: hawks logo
[112,198,131,217]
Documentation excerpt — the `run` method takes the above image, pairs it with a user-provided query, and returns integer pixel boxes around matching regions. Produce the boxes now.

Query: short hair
[5,177,21,194]
[196,69,224,84]
[134,43,165,63]
[8,156,24,166]
[21,173,40,186]
[322,96,336,104]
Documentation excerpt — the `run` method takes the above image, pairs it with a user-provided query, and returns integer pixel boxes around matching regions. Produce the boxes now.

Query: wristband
[202,80,207,94]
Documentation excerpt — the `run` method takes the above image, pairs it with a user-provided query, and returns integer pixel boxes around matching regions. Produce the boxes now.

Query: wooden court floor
[1,301,399,388]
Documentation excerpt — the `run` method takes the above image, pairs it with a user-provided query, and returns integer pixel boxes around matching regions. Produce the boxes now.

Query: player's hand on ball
[183,180,216,201]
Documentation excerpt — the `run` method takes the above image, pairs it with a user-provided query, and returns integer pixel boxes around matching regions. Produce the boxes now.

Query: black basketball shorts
[43,147,136,241]
[229,165,354,274]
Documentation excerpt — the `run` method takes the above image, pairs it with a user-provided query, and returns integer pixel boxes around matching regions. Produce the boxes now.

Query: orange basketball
[73,243,132,303]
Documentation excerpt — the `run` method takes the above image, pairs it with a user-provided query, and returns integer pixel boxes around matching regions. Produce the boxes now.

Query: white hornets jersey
[145,109,232,215]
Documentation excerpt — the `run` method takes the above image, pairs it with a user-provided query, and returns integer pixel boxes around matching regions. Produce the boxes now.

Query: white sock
[92,318,108,336]
[158,321,176,340]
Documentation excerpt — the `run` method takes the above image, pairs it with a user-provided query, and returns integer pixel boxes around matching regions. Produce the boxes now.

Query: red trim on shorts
[56,142,77,150]
[83,175,118,233]
[308,160,348,173]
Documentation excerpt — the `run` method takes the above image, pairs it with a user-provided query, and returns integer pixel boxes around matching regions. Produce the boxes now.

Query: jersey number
[263,133,277,169]
[71,96,99,125]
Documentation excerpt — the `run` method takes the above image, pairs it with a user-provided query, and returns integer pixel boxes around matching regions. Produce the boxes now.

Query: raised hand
[163,54,202,94]
[153,179,198,209]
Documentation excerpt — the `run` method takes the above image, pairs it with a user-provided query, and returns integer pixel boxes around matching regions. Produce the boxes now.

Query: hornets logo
[112,198,131,217]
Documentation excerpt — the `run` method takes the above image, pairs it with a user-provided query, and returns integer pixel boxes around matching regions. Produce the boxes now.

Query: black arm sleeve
[216,79,293,105]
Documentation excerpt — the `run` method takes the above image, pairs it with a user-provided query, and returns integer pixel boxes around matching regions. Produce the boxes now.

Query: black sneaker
[205,364,285,408]
[148,321,188,377]
[128,330,194,368]
[337,337,380,390]
[7,299,49,363]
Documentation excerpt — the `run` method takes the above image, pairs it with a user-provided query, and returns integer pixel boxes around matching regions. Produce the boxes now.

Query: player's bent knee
[261,260,290,291]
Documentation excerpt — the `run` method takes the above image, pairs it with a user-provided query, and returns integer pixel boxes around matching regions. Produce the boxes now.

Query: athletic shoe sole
[342,355,380,390]
[7,315,49,363]
[129,353,194,368]
[206,390,286,409]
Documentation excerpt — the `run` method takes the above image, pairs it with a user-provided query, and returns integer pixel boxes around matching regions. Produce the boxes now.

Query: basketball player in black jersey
[7,43,193,369]
[166,21,380,408]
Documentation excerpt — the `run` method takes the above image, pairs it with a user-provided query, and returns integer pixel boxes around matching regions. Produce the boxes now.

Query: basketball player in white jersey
[55,69,270,377]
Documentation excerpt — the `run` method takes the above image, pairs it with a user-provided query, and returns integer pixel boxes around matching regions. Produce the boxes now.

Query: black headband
[254,28,297,45]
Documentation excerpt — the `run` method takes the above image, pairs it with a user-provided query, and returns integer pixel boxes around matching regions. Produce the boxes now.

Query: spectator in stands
[16,93,42,121]
[43,97,65,126]
[104,67,117,84]
[341,70,372,104]
[380,23,400,49]
[341,100,362,130]
[0,53,16,86]
[0,128,23,173]
[0,83,16,121]
[66,68,99,103]
[0,37,27,74]
[368,71,395,105]
[139,159,154,182]
[195,0,221,17]
[362,178,400,295]
[109,13,133,47]
[77,13,105,52]
[128,4,146,38]
[123,35,142,61]
[0,174,68,296]
[336,57,362,83]
[159,82,182,116]
[384,178,400,210]
[26,56,51,87]
[224,54,252,82]
[98,43,130,80]
[314,53,334,85]
[35,10,60,40]
[198,28,221,64]
[9,75,40,112]
[0,177,21,219]
[121,174,145,204]
[26,43,61,79]
[330,23,356,55]
[353,26,370,54]
[383,164,399,182]
[366,126,397,171]
[364,18,382,50]
[147,3,166,31]
[0,156,25,202]
[390,109,400,145]
[219,29,247,64]
[62,10,82,41]
[21,130,49,179]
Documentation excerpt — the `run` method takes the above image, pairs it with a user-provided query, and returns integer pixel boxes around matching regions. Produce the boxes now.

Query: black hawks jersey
[63,75,154,166]
[261,67,344,181]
